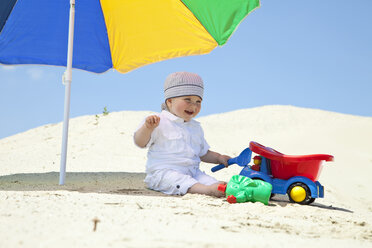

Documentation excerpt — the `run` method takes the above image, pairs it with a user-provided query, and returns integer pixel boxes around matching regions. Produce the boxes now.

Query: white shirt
[137,111,210,173]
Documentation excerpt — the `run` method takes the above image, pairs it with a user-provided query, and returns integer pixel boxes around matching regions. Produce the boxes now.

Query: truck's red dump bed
[249,142,334,181]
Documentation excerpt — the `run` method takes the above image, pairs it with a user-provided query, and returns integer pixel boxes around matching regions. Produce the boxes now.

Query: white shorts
[144,167,219,195]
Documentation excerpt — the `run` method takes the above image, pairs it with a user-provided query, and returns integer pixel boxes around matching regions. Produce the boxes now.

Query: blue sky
[1,1,371,139]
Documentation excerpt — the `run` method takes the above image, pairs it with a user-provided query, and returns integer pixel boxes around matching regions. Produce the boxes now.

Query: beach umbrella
[0,0,260,184]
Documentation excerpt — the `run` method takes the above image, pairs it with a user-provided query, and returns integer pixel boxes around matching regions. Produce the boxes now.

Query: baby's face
[167,95,202,122]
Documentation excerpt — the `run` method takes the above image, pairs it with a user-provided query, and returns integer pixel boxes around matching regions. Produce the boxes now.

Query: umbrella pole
[59,0,75,185]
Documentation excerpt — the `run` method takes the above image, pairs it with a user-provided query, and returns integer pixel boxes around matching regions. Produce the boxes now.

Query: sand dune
[1,105,371,247]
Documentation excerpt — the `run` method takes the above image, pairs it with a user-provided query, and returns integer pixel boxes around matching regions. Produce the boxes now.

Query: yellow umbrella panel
[101,0,260,73]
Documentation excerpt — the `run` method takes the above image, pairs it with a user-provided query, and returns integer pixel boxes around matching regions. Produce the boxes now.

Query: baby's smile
[185,110,194,115]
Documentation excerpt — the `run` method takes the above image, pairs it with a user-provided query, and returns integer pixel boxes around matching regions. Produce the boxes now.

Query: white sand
[0,105,371,247]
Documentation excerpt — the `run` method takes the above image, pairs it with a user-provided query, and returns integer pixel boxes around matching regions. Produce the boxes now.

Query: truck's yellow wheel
[289,186,306,202]
[287,182,315,205]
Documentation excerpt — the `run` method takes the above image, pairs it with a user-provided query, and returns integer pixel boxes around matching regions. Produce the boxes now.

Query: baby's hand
[218,154,231,167]
[145,115,160,130]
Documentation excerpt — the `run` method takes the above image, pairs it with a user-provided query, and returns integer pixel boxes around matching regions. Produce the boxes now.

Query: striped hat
[163,72,204,100]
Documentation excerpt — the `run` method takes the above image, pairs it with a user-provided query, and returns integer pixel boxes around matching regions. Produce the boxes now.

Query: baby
[134,72,230,197]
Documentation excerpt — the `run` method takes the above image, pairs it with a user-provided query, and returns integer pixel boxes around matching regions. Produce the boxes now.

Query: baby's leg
[145,169,198,195]
[188,169,226,197]
[187,182,225,197]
